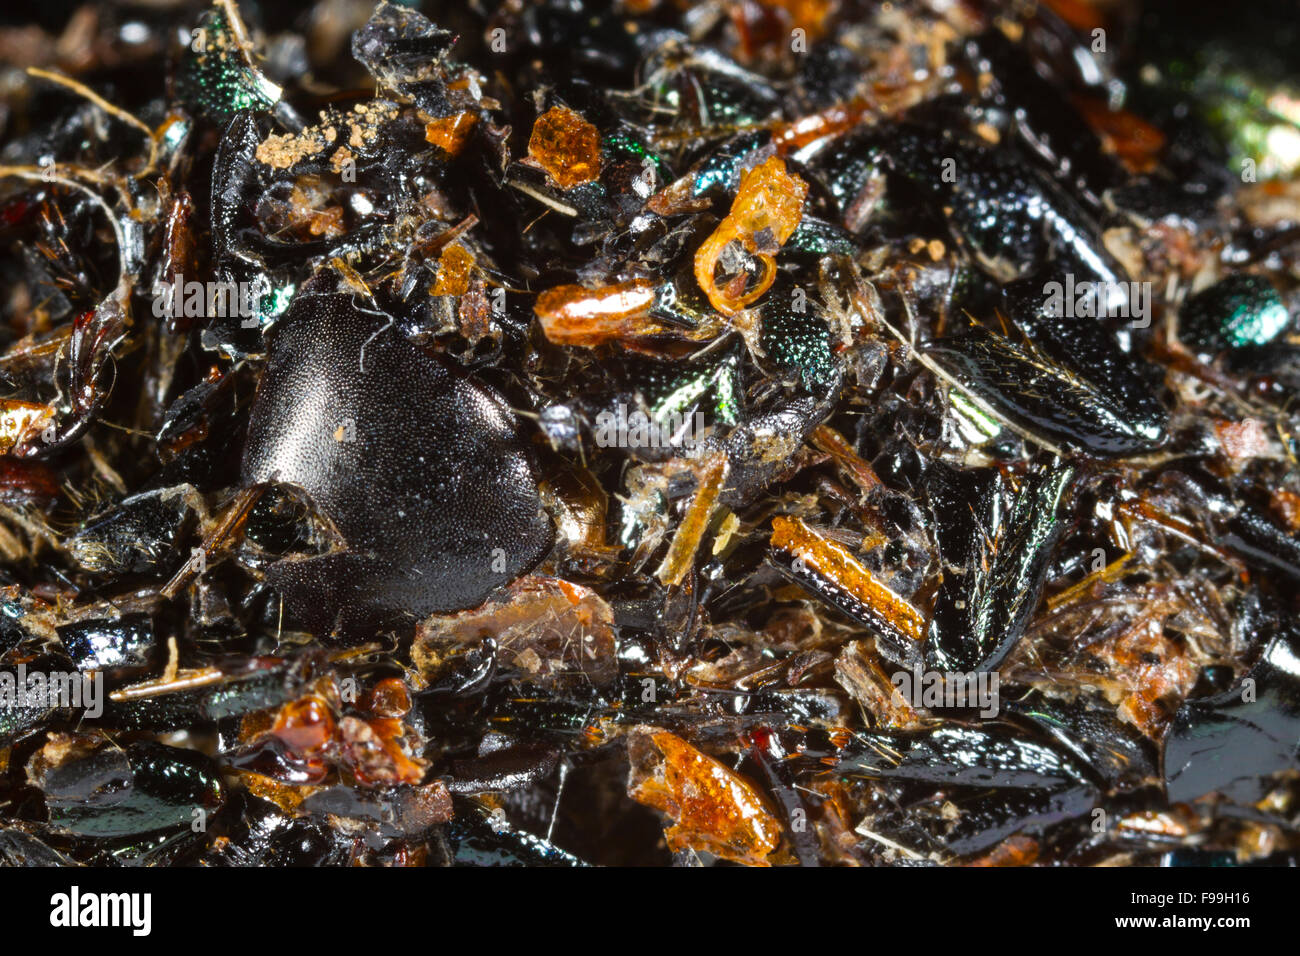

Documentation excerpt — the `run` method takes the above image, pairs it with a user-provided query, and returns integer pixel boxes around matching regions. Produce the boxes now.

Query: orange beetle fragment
[424,110,477,156]
[655,451,728,587]
[1043,0,1105,32]
[269,694,336,756]
[338,714,427,786]
[772,101,869,153]
[694,156,808,315]
[431,242,475,297]
[364,677,413,718]
[534,278,659,345]
[759,0,833,35]
[1213,417,1269,463]
[0,399,54,455]
[1094,614,1197,739]
[414,574,617,688]
[627,727,781,866]
[771,515,926,643]
[811,424,882,495]
[527,106,602,189]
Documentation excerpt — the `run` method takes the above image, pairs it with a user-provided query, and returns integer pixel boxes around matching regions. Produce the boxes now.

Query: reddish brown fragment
[424,110,477,156]
[964,835,1039,867]
[834,640,925,730]
[1093,615,1198,739]
[456,278,499,347]
[242,682,427,788]
[1074,96,1166,173]
[1272,488,1300,531]
[727,0,833,62]
[431,242,475,297]
[655,452,728,587]
[811,424,881,495]
[364,677,412,719]
[1043,0,1105,31]
[773,102,870,153]
[541,466,619,560]
[534,278,671,346]
[1213,417,1269,462]
[627,727,781,866]
[694,156,807,315]
[337,715,427,787]
[415,575,617,687]
[251,693,336,784]
[771,515,925,643]
[527,106,602,189]
[259,175,346,240]
[0,458,59,505]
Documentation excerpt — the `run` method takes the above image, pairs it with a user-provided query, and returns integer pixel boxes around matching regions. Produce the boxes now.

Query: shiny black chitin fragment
[925,462,1074,673]
[31,740,225,842]
[57,614,156,674]
[241,292,552,631]
[927,325,1166,456]
[1164,623,1300,804]
[838,724,1098,856]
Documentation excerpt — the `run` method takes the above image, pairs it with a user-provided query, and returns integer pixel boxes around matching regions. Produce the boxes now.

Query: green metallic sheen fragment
[603,131,666,174]
[1196,71,1300,179]
[177,5,279,122]
[1181,275,1289,353]
[949,390,1002,445]
[635,350,742,427]
[1148,11,1300,180]
[759,286,839,392]
[257,280,296,328]
[787,217,858,256]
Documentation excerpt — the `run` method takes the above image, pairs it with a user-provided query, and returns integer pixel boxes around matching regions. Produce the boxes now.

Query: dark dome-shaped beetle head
[241,290,553,634]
